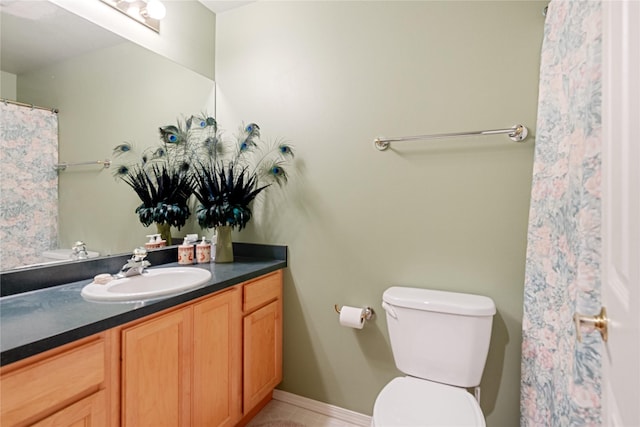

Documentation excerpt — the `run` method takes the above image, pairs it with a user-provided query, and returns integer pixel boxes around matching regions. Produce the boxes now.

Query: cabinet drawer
[243,271,282,313]
[31,390,106,427]
[1,339,105,426]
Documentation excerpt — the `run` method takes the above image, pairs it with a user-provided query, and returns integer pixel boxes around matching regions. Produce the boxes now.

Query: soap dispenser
[178,240,194,265]
[196,237,211,263]
[145,234,161,250]
[178,234,199,264]
[156,234,166,248]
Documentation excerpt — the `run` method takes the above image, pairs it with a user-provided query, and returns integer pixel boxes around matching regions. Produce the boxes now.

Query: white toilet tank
[382,286,496,388]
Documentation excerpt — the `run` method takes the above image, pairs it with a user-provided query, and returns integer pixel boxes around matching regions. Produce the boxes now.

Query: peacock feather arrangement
[112,118,197,244]
[189,116,294,230]
[113,114,294,242]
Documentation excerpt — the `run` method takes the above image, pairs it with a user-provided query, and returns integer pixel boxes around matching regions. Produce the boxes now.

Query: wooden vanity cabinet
[121,271,284,426]
[241,270,283,416]
[121,285,242,427]
[0,269,283,427]
[0,332,118,427]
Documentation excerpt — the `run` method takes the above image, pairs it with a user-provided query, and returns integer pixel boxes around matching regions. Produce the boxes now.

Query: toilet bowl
[372,377,484,427]
[371,286,495,427]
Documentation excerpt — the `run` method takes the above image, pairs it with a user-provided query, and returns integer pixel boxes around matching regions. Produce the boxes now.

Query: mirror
[1,1,215,271]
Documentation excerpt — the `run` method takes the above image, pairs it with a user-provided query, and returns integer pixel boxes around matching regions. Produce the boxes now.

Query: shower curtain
[521,1,602,426]
[0,102,59,270]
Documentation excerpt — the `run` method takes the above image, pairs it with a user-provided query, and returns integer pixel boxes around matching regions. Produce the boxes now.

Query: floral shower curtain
[0,102,59,270]
[521,1,602,426]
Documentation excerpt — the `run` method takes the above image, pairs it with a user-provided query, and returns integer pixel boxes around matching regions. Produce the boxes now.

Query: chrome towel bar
[55,159,111,171]
[374,124,529,151]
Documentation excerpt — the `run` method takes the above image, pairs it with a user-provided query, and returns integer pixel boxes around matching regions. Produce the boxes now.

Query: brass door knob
[574,307,608,343]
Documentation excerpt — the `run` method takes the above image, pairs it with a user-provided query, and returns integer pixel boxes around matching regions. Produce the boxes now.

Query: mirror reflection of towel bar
[55,159,111,171]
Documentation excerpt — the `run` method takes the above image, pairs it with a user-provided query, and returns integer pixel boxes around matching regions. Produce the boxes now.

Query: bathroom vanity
[0,244,286,427]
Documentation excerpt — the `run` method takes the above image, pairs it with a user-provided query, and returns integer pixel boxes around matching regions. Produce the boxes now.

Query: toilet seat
[372,377,485,427]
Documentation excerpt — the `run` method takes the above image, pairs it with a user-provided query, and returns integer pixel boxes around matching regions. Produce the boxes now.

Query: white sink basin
[81,267,212,302]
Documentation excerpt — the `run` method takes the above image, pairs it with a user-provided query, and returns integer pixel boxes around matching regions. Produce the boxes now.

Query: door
[601,0,640,425]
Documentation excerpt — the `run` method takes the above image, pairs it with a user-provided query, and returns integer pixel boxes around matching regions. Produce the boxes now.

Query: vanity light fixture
[99,0,166,33]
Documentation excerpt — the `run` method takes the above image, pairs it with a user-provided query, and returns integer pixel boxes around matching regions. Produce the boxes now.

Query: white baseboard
[272,389,372,427]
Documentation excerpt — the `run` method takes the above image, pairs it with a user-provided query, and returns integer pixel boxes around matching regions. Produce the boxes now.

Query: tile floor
[246,399,364,427]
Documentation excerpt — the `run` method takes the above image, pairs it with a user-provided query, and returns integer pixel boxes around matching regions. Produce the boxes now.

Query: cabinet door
[31,390,106,427]
[193,288,242,427]
[122,308,192,427]
[243,299,282,411]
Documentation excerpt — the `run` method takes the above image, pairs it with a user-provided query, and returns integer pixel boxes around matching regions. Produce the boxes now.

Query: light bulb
[127,5,143,21]
[145,0,166,20]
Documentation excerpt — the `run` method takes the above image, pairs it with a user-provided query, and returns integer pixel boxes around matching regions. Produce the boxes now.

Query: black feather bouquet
[188,115,294,262]
[112,120,195,245]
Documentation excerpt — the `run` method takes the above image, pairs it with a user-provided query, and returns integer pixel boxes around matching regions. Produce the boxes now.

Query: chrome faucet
[118,247,150,278]
[71,241,89,260]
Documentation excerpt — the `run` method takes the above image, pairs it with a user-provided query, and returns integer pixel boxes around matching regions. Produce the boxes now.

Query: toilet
[372,286,496,427]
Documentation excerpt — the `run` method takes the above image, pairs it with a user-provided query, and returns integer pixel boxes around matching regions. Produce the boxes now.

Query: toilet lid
[373,377,485,427]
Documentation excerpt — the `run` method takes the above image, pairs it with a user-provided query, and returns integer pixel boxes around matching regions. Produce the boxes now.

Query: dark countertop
[0,243,287,366]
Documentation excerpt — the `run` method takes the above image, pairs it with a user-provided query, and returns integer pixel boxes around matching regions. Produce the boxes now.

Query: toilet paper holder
[334,304,375,320]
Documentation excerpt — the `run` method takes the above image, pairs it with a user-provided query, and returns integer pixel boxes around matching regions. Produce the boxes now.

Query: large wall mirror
[1,1,215,271]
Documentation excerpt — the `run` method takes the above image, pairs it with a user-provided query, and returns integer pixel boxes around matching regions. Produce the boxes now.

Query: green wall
[215,2,545,426]
[1,71,17,99]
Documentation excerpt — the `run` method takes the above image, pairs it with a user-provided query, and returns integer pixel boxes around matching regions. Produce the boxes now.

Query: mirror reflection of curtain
[0,102,59,270]
[521,1,602,425]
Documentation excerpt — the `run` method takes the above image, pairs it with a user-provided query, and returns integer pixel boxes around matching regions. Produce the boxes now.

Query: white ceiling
[0,1,124,75]
[198,1,254,14]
